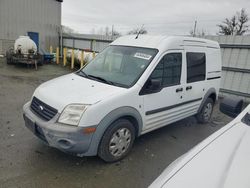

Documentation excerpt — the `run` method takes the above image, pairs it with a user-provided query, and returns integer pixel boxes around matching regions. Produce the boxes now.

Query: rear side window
[151,53,182,87]
[186,52,206,83]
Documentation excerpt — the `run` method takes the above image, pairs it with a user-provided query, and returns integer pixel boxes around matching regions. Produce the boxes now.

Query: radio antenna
[135,24,145,39]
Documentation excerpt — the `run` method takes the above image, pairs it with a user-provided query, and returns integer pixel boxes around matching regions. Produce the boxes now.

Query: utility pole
[60,25,63,57]
[111,25,114,37]
[193,20,197,37]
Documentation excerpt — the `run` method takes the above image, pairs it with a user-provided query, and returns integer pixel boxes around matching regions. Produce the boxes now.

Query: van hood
[150,106,250,188]
[33,73,125,112]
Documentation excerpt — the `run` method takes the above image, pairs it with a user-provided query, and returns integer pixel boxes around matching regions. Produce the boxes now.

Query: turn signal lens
[83,127,96,134]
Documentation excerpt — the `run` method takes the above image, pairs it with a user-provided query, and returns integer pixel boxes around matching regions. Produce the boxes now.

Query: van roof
[110,35,220,51]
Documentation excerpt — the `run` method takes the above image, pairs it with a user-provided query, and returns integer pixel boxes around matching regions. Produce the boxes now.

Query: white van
[149,97,247,188]
[23,35,222,162]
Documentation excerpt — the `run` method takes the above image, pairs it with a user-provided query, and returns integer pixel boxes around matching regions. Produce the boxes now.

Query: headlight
[58,104,88,126]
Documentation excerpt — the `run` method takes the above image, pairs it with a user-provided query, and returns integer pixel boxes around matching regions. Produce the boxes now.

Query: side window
[150,53,182,87]
[186,52,206,83]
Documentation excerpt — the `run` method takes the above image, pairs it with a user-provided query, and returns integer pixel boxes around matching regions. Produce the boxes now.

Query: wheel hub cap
[204,103,212,121]
[109,128,131,157]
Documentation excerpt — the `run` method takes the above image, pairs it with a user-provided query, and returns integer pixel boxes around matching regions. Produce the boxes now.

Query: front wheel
[98,119,135,162]
[196,98,214,123]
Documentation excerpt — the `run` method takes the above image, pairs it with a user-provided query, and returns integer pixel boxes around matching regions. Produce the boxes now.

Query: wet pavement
[0,58,232,188]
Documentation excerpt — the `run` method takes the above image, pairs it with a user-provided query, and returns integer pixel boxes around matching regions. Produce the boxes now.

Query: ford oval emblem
[39,105,44,111]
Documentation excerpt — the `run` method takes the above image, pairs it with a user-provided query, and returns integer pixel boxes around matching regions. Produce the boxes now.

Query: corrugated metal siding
[205,35,250,101]
[62,34,117,52]
[0,39,15,52]
[74,40,92,50]
[94,41,110,52]
[0,0,61,54]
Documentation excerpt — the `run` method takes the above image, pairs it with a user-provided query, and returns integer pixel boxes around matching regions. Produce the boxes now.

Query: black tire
[98,119,136,162]
[196,98,214,123]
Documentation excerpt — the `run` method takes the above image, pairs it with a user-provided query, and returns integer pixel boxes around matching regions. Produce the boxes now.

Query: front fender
[83,106,143,156]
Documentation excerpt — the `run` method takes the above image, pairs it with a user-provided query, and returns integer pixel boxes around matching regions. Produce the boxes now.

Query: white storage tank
[14,36,37,55]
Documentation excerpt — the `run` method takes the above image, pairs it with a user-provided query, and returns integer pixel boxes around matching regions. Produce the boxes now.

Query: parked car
[23,35,221,162]
[149,97,249,188]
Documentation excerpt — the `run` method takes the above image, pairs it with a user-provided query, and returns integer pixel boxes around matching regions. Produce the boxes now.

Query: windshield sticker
[134,53,152,60]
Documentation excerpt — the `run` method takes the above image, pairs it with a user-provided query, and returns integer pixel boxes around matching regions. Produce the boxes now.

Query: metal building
[0,0,62,55]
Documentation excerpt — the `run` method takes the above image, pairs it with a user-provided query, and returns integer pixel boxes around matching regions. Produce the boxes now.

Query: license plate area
[24,114,48,143]
[24,114,35,132]
[35,125,48,143]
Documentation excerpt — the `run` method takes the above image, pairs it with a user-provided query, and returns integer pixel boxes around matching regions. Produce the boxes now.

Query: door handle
[176,88,183,93]
[186,86,192,90]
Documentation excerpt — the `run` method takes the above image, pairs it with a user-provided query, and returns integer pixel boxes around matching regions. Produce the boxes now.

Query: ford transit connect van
[23,35,222,162]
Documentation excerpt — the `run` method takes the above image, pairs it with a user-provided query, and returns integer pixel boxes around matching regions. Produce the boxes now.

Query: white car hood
[150,105,250,188]
[33,73,125,112]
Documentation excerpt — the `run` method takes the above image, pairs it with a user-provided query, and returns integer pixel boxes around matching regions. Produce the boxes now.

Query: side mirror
[140,78,162,95]
[219,97,243,118]
[148,79,162,91]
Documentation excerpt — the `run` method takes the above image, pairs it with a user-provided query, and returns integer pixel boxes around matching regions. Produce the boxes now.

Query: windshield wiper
[76,71,89,78]
[87,74,116,86]
[76,71,117,86]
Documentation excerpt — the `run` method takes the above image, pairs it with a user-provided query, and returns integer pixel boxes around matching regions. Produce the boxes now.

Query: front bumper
[23,102,95,156]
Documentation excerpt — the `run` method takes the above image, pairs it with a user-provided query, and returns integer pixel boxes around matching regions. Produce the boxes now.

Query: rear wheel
[98,119,135,162]
[196,98,214,123]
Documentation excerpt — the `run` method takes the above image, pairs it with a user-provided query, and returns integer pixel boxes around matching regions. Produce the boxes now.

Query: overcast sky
[62,0,250,35]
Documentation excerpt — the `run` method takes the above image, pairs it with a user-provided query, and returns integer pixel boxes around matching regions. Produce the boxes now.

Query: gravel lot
[0,58,232,188]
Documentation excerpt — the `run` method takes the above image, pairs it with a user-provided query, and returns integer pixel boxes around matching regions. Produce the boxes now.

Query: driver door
[141,50,185,132]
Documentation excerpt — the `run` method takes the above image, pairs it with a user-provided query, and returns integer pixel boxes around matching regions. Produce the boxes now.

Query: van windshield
[78,46,158,88]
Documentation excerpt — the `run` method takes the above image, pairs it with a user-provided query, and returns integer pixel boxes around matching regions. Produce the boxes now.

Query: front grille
[30,97,58,121]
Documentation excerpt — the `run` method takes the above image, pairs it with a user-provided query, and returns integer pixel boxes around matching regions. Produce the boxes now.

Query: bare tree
[62,25,77,34]
[218,9,249,35]
[190,28,207,37]
[112,30,121,36]
[105,26,110,36]
[237,9,249,35]
[128,28,148,35]
[92,26,121,36]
